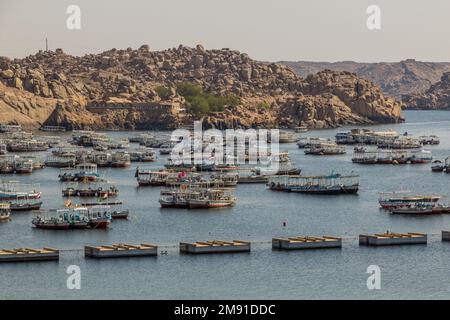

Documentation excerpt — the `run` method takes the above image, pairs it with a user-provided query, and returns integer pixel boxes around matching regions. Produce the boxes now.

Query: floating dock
[0,247,59,262]
[272,236,342,250]
[180,240,251,254]
[359,232,427,246]
[442,231,450,242]
[85,243,158,258]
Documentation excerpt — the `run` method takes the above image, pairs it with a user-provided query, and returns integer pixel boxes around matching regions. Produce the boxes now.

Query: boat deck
[85,243,158,258]
[0,247,59,262]
[180,240,251,254]
[272,235,342,250]
[359,232,427,246]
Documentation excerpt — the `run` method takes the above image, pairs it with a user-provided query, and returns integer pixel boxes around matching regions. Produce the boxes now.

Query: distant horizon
[2,45,450,65]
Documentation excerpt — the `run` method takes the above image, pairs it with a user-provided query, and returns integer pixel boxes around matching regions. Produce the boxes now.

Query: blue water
[1,110,450,299]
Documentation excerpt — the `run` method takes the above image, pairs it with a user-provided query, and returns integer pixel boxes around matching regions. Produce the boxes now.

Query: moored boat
[111,151,131,168]
[268,173,359,194]
[32,216,70,230]
[9,198,43,211]
[0,203,11,222]
[59,163,100,182]
[431,159,445,172]
[0,182,41,201]
[135,168,170,186]
[378,192,441,209]
[62,183,118,198]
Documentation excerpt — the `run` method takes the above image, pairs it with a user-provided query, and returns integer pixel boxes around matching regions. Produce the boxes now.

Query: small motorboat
[431,159,444,172]
[0,203,11,222]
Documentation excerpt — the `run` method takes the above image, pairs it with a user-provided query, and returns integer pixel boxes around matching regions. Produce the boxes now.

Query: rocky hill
[402,72,450,110]
[0,45,403,130]
[282,60,450,100]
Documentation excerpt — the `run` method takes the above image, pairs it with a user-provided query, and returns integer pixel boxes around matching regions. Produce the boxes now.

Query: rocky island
[282,59,450,100]
[0,45,404,130]
[402,72,450,110]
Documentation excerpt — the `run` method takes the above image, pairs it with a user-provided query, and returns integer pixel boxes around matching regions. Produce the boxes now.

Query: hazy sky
[1,0,449,62]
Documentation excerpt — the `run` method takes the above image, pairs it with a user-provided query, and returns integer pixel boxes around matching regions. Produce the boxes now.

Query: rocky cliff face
[402,72,450,110]
[282,60,450,100]
[0,45,403,129]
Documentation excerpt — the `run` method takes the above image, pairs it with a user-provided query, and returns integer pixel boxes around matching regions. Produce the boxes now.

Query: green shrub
[258,102,271,110]
[176,82,240,117]
[155,86,172,100]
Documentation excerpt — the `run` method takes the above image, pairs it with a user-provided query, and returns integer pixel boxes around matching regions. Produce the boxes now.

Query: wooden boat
[59,163,100,182]
[62,183,118,198]
[431,159,445,172]
[297,137,331,149]
[390,203,437,215]
[39,125,66,132]
[159,179,235,209]
[0,182,41,201]
[86,205,112,229]
[419,135,440,145]
[278,132,298,143]
[335,129,399,145]
[378,193,441,209]
[188,189,236,209]
[32,205,112,230]
[159,143,173,155]
[32,217,70,230]
[9,199,42,211]
[21,156,44,170]
[377,137,421,149]
[268,173,359,194]
[13,159,33,174]
[0,124,22,133]
[93,152,112,167]
[129,148,156,162]
[135,169,170,186]
[128,133,153,144]
[210,173,238,187]
[8,140,49,152]
[111,151,131,168]
[294,126,308,133]
[0,203,11,222]
[238,174,269,184]
[304,143,346,155]
[80,201,129,219]
[56,207,91,229]
[45,154,76,168]
[0,143,7,155]
[352,149,432,165]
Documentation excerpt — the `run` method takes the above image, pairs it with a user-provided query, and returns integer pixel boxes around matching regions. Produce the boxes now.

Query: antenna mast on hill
[45,38,48,51]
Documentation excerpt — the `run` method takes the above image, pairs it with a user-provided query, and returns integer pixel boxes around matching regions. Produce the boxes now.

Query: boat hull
[10,201,42,211]
[188,200,235,209]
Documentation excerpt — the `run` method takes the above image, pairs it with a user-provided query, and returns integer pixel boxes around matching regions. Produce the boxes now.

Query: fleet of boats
[0,123,447,230]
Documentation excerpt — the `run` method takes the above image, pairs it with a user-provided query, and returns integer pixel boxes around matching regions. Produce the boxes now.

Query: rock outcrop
[282,60,450,100]
[402,72,450,110]
[0,45,404,129]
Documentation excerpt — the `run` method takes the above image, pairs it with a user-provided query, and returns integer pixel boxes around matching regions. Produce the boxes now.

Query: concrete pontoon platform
[359,232,427,246]
[272,236,342,250]
[442,231,450,242]
[0,247,59,262]
[85,243,158,258]
[180,240,251,254]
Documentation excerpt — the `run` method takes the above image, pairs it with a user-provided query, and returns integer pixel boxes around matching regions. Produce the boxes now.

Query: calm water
[2,110,450,300]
